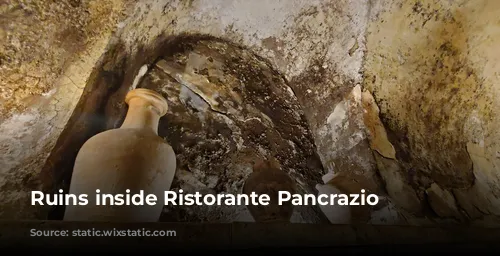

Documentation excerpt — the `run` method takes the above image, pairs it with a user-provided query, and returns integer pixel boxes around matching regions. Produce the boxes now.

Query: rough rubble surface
[138,39,326,223]
[1,0,500,226]
[364,0,500,225]
[34,0,383,223]
[0,0,131,219]
[0,0,129,119]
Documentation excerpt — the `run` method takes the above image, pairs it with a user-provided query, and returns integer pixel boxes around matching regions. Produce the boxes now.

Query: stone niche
[0,0,406,225]
[40,35,330,223]
[2,0,382,223]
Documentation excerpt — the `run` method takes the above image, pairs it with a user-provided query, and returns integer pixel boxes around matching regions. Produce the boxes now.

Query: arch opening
[42,35,328,223]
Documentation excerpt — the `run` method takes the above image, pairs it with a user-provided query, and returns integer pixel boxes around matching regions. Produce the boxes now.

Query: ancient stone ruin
[1,0,500,229]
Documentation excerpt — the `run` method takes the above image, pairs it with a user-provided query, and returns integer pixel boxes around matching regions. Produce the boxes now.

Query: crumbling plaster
[364,0,500,224]
[0,0,499,226]
[0,0,131,218]
[1,0,375,221]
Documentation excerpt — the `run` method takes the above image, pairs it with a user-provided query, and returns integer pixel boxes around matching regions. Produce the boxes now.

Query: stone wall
[364,0,500,225]
[0,0,132,219]
[1,0,376,221]
[1,0,499,226]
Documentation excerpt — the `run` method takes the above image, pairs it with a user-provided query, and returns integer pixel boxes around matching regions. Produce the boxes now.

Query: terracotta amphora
[64,88,176,222]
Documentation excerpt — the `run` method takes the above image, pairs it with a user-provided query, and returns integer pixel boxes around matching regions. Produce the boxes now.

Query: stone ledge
[1,221,500,252]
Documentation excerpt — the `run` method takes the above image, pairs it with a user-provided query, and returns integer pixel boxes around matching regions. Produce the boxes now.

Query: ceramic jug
[64,88,177,222]
[242,158,297,222]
